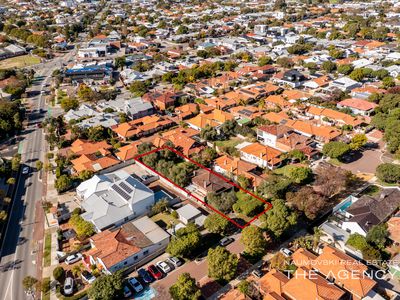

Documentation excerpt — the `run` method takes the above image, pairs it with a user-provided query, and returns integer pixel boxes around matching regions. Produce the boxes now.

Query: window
[143,250,149,255]
[124,261,128,265]
[134,255,138,261]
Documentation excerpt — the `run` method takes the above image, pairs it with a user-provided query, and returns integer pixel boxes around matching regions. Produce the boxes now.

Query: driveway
[339,149,384,175]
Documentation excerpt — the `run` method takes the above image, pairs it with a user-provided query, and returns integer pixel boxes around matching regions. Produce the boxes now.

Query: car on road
[280,248,293,257]
[156,260,172,273]
[128,277,143,293]
[147,264,163,280]
[63,277,74,295]
[167,256,183,268]
[252,268,263,278]
[138,268,153,283]
[123,285,132,298]
[81,270,96,284]
[65,253,82,265]
[219,237,234,247]
[22,167,30,175]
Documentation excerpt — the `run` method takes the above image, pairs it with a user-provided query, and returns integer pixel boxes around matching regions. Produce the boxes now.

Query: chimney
[203,181,208,188]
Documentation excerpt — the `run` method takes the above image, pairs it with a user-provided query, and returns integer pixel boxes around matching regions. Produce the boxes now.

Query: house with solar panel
[76,170,155,231]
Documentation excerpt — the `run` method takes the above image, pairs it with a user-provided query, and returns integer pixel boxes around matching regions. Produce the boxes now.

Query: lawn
[214,138,241,149]
[360,185,381,196]
[151,212,180,229]
[43,231,51,267]
[0,55,41,69]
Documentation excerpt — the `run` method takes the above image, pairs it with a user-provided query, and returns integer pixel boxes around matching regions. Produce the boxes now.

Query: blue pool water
[154,190,173,203]
[338,201,352,212]
[135,286,156,300]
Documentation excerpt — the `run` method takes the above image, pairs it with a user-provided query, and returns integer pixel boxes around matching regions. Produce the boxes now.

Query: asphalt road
[0,50,75,300]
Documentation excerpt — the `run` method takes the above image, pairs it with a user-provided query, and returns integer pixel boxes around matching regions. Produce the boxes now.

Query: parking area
[340,148,385,175]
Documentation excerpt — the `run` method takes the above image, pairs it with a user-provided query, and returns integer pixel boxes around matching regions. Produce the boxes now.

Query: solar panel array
[120,182,133,193]
[112,184,130,201]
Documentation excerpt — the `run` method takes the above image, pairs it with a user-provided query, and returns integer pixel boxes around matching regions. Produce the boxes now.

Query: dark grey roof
[347,189,400,232]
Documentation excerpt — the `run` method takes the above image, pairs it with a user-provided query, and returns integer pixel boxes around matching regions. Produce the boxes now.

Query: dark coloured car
[147,264,162,280]
[219,237,234,247]
[138,268,153,283]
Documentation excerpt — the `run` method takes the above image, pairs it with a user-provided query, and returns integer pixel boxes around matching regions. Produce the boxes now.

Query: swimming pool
[135,286,156,300]
[338,201,352,212]
[154,190,173,203]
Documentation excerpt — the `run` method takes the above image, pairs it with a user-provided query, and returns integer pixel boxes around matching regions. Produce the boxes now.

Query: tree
[276,57,293,68]
[129,80,149,97]
[69,213,95,239]
[261,199,297,238]
[257,175,292,199]
[366,224,388,250]
[382,76,395,89]
[204,213,230,235]
[237,280,250,295]
[207,191,237,213]
[349,68,364,82]
[240,225,267,257]
[314,164,350,197]
[338,64,353,75]
[346,233,368,251]
[200,124,218,141]
[61,96,79,112]
[22,276,39,294]
[322,141,350,159]
[376,163,400,183]
[166,223,201,258]
[53,266,65,282]
[35,160,43,171]
[114,56,126,70]
[88,270,124,300]
[233,191,264,217]
[7,177,16,185]
[11,154,21,171]
[169,273,201,300]
[54,174,73,193]
[286,186,326,220]
[177,25,189,35]
[270,252,289,271]
[151,198,169,214]
[350,134,367,150]
[77,84,98,102]
[207,246,238,281]
[258,56,272,66]
[282,166,312,184]
[237,175,251,189]
[321,61,336,73]
[79,169,94,181]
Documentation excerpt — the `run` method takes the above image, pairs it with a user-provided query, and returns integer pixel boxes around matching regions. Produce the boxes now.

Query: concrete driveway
[339,148,385,175]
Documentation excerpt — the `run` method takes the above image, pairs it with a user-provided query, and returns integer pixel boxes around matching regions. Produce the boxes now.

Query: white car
[22,167,29,175]
[280,248,293,257]
[167,257,183,268]
[65,253,82,265]
[156,260,172,273]
[63,277,74,295]
[128,277,143,293]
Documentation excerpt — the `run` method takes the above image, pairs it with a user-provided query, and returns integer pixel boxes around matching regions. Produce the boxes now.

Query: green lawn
[43,231,51,267]
[151,212,180,229]
[42,277,50,300]
[360,185,381,196]
[215,138,241,149]
[0,55,41,69]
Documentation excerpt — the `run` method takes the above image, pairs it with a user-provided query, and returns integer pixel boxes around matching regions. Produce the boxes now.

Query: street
[0,50,75,300]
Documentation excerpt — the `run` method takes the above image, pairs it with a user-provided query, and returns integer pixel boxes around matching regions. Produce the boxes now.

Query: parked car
[280,248,293,257]
[81,270,96,284]
[22,167,30,175]
[219,237,234,247]
[156,261,172,273]
[138,268,153,283]
[63,277,74,295]
[167,257,183,268]
[65,253,82,265]
[252,268,263,278]
[147,264,163,280]
[128,277,143,293]
[123,285,132,298]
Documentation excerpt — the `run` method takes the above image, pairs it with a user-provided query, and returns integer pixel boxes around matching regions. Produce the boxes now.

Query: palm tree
[312,227,325,252]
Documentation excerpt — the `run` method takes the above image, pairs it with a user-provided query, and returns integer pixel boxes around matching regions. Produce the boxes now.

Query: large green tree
[322,141,350,159]
[169,273,201,300]
[207,246,238,281]
[88,271,124,300]
[166,223,201,258]
[240,225,267,256]
[204,213,230,235]
[376,163,400,183]
[260,199,297,238]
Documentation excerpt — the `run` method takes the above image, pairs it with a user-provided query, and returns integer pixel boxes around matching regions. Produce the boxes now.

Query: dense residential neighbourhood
[1,0,400,299]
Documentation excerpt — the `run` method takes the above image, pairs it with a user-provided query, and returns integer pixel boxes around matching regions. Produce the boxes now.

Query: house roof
[71,154,120,173]
[338,98,378,112]
[306,106,365,126]
[115,142,141,161]
[259,269,289,295]
[314,246,376,299]
[346,189,400,233]
[186,110,233,129]
[239,143,282,165]
[387,216,400,244]
[214,155,256,175]
[192,168,232,193]
[70,139,112,156]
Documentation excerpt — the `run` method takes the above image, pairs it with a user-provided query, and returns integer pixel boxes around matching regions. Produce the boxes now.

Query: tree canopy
[240,225,268,256]
[88,271,124,300]
[207,246,238,281]
[169,273,201,300]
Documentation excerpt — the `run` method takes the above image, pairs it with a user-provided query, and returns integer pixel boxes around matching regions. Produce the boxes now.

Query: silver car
[63,277,74,295]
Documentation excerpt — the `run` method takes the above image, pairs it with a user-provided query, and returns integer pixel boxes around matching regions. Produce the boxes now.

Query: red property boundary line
[134,146,272,229]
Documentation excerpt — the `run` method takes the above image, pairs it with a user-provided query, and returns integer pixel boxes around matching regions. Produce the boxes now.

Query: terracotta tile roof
[311,75,331,87]
[186,110,233,129]
[214,155,256,175]
[240,143,282,165]
[338,98,378,112]
[292,248,317,269]
[264,112,289,124]
[70,139,112,156]
[115,142,141,161]
[284,119,341,141]
[204,97,236,110]
[71,154,120,173]
[386,216,400,244]
[220,289,248,300]
[258,124,291,136]
[282,267,346,300]
[259,269,289,295]
[352,85,386,95]
[265,95,291,108]
[336,57,356,66]
[314,246,376,299]
[282,90,311,101]
[306,106,365,126]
